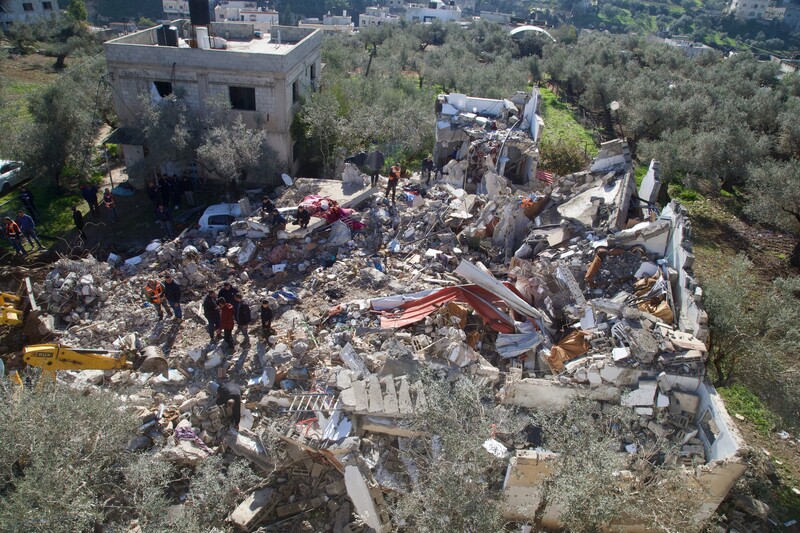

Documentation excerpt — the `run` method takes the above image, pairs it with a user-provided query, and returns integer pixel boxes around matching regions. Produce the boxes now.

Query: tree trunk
[791,240,800,268]
[55,53,67,70]
[365,44,377,78]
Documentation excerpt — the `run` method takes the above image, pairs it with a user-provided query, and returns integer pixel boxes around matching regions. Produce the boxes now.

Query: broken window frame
[229,86,257,111]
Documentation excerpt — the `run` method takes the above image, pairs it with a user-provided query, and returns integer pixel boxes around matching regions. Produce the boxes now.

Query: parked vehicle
[197,203,243,233]
[0,161,25,196]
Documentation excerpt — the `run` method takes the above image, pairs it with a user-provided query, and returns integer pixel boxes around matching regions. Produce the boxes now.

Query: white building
[299,10,355,33]
[214,1,278,24]
[728,0,769,19]
[406,0,462,23]
[162,0,190,18]
[359,6,401,27]
[0,0,59,32]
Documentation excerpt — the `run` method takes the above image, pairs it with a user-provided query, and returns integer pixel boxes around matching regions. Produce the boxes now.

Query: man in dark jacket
[233,293,251,344]
[218,281,239,304]
[260,300,273,336]
[366,149,385,188]
[218,297,235,349]
[215,381,242,430]
[163,273,182,321]
[19,187,40,222]
[16,210,42,250]
[80,185,99,215]
[155,204,173,237]
[202,289,221,342]
[72,206,87,243]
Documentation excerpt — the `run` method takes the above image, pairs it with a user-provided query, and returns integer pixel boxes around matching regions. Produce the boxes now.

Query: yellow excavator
[0,277,36,326]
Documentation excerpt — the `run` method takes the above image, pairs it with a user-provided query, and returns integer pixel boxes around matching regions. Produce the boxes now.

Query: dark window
[229,86,256,111]
[153,81,173,98]
[42,2,52,9]
[23,3,34,11]
[292,80,300,103]
[310,64,316,81]
[208,214,236,226]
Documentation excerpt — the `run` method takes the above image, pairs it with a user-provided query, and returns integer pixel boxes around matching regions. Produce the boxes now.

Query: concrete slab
[228,488,274,532]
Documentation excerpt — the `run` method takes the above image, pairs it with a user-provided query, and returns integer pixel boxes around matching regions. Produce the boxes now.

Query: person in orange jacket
[4,217,25,255]
[103,188,119,222]
[144,279,172,320]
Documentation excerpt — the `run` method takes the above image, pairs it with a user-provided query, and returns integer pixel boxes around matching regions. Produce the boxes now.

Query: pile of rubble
[25,141,752,531]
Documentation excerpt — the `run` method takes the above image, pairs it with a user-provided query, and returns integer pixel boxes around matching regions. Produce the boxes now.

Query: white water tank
[196,26,210,50]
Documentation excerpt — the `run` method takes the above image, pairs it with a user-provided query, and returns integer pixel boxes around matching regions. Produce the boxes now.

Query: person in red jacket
[218,297,235,350]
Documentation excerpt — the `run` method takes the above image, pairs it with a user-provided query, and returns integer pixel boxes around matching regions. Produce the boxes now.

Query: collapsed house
[434,87,545,188]
[17,137,749,531]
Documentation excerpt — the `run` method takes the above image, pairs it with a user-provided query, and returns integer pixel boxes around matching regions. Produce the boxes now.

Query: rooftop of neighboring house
[105,20,318,56]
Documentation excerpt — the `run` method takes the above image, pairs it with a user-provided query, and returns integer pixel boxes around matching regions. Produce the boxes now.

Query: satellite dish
[610,101,621,111]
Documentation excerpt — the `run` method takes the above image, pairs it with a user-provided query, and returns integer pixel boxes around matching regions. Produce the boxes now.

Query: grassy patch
[667,182,701,202]
[718,384,779,435]
[539,87,598,157]
[634,163,648,187]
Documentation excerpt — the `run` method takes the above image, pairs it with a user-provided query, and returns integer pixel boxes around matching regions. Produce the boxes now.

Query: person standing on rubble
[218,297,235,350]
[366,148,385,188]
[203,289,221,342]
[144,279,173,321]
[218,281,238,304]
[233,293,252,345]
[384,165,401,204]
[295,205,310,229]
[163,273,182,322]
[421,156,434,184]
[215,381,242,430]
[260,299,273,337]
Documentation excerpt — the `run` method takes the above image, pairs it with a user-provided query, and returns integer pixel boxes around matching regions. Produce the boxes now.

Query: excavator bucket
[136,346,169,377]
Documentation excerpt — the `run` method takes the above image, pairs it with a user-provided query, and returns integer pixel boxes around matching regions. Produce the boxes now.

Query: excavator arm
[21,344,167,385]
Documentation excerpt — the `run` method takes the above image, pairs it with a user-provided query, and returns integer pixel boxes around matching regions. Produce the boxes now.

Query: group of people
[260,196,311,234]
[4,210,43,255]
[80,185,119,223]
[200,281,274,350]
[145,174,197,211]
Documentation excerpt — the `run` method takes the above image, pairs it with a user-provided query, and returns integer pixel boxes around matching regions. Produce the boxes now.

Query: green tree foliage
[136,92,200,179]
[392,376,526,532]
[5,14,100,67]
[66,0,89,22]
[197,110,280,185]
[745,160,800,266]
[16,57,111,189]
[0,384,140,531]
[539,138,588,176]
[704,255,800,426]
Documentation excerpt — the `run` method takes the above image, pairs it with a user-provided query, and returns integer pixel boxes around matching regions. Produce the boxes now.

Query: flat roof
[106,20,318,55]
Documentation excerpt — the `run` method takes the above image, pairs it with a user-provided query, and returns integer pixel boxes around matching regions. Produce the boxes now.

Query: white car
[197,202,297,234]
[198,203,243,233]
[0,160,25,196]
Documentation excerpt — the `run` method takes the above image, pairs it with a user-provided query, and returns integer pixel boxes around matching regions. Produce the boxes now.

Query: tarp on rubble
[455,259,550,324]
[496,331,544,358]
[299,195,364,230]
[377,283,530,333]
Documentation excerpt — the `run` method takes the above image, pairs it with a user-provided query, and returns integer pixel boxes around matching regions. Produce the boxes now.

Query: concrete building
[103,21,322,178]
[359,6,401,27]
[214,1,278,24]
[663,36,716,58]
[405,0,462,23]
[299,10,355,33]
[728,0,770,19]
[0,0,59,32]
[479,10,512,24]
[162,0,190,18]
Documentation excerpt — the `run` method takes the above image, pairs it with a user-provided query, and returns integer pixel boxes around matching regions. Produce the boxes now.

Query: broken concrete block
[382,376,399,415]
[621,380,658,407]
[397,378,413,415]
[367,376,384,414]
[351,380,368,412]
[228,488,274,532]
[672,391,701,415]
[225,430,273,473]
[344,465,391,533]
